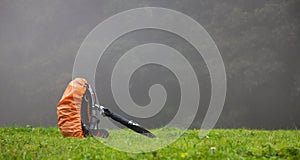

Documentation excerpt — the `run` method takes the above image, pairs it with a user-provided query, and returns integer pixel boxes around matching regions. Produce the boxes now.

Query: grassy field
[0,127,299,159]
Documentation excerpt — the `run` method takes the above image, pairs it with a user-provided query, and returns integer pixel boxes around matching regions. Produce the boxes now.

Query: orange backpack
[57,78,87,138]
[57,78,155,138]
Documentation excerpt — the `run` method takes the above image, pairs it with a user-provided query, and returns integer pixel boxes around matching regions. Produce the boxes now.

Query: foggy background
[0,0,299,129]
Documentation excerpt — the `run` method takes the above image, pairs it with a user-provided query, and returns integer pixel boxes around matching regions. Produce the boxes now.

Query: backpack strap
[81,84,102,137]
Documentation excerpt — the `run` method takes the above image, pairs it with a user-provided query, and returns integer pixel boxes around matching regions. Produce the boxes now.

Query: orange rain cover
[57,78,87,138]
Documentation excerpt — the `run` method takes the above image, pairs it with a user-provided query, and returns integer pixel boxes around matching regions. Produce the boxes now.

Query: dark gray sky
[0,0,299,129]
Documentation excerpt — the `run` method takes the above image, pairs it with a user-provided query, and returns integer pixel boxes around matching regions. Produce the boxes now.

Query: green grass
[0,127,299,159]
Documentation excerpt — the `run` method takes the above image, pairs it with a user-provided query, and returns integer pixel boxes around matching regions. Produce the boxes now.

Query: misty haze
[0,0,299,130]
